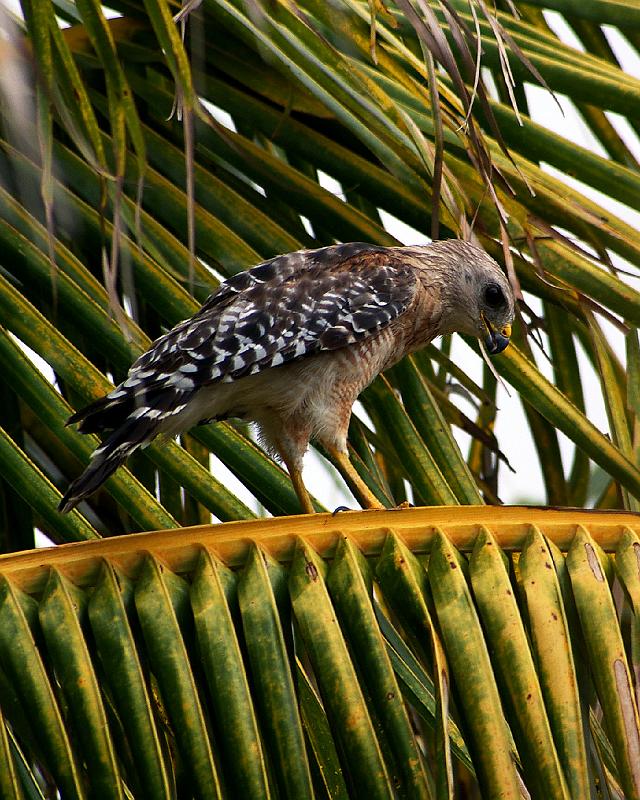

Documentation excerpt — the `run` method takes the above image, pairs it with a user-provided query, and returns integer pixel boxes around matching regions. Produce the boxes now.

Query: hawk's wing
[130,242,417,385]
[70,243,417,434]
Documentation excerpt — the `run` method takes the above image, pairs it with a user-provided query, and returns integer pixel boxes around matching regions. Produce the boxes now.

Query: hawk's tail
[66,391,137,434]
[58,414,160,513]
[60,377,198,512]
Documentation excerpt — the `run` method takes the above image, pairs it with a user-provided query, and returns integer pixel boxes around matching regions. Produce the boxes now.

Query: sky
[494,15,640,504]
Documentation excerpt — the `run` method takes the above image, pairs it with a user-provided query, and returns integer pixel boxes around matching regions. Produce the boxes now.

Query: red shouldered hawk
[59,240,514,514]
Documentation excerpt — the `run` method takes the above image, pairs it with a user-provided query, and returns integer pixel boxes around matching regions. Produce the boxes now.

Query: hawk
[59,240,514,514]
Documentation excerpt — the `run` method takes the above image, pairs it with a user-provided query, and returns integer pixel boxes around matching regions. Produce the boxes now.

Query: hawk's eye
[484,283,505,309]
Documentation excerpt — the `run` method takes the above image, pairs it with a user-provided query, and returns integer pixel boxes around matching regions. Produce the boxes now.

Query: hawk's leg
[271,424,316,514]
[283,454,315,515]
[324,445,385,510]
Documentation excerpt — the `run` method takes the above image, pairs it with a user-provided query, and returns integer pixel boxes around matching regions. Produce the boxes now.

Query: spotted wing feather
[73,242,416,432]
[176,265,415,384]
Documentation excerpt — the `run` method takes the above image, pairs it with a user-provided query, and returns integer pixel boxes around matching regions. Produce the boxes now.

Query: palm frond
[0,509,639,797]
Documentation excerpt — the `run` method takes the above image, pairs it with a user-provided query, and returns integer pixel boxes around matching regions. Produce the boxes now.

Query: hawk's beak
[483,316,511,356]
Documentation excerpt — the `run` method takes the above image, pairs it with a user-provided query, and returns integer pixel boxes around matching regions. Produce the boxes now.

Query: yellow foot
[282,459,317,514]
[325,446,386,510]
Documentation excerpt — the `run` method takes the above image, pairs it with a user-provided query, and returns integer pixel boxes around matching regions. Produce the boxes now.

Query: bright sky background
[494,14,640,503]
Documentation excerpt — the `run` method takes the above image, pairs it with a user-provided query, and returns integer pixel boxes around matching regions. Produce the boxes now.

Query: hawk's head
[414,240,515,355]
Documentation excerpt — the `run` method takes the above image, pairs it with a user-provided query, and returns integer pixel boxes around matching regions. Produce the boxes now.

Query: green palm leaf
[0,509,638,797]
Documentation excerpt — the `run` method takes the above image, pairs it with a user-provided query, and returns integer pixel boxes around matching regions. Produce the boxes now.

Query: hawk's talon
[332,505,352,515]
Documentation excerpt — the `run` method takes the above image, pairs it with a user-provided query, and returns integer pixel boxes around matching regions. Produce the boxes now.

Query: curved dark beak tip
[485,331,510,356]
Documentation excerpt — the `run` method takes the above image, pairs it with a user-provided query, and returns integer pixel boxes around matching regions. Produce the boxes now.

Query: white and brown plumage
[59,240,515,514]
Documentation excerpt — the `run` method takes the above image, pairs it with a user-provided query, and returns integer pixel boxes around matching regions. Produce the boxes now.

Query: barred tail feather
[58,415,160,513]
[67,393,137,434]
